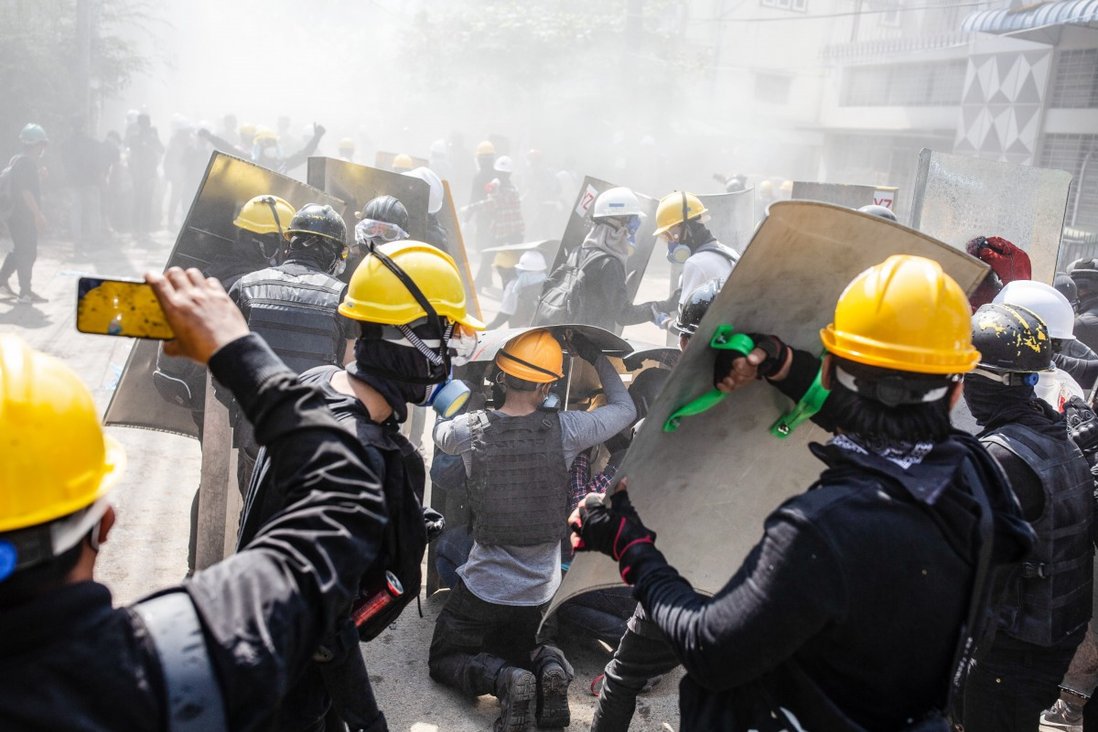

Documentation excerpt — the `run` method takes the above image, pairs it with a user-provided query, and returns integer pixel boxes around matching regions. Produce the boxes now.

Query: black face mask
[347,330,449,423]
[963,374,1037,427]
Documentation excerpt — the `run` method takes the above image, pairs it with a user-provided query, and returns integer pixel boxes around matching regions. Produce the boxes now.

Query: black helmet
[857,204,897,222]
[674,279,721,337]
[287,204,346,248]
[362,195,410,233]
[1070,257,1098,293]
[628,367,670,422]
[1055,273,1079,310]
[971,303,1051,375]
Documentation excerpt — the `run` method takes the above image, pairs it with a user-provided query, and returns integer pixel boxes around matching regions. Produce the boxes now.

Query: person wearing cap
[0,267,393,730]
[487,249,549,329]
[470,155,525,291]
[0,123,50,304]
[429,329,636,731]
[238,240,484,732]
[570,255,1033,730]
[959,302,1094,732]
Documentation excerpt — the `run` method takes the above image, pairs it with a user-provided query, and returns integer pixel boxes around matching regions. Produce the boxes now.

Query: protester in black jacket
[570,256,1033,731]
[0,267,388,731]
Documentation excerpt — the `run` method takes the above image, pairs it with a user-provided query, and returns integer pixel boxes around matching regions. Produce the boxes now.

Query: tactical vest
[467,410,569,546]
[983,423,1095,646]
[234,263,346,374]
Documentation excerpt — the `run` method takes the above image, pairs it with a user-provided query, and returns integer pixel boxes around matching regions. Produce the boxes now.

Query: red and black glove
[571,491,656,583]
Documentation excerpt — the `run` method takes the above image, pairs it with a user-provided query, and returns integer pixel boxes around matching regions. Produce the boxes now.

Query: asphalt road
[0,228,683,731]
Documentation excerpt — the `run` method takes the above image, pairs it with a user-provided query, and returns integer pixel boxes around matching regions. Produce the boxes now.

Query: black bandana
[346,336,446,423]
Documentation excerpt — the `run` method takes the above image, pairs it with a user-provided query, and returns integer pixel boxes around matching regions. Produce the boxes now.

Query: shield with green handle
[546,201,988,614]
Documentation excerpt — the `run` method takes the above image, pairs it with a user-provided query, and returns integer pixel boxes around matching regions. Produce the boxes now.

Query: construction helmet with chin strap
[0,335,125,580]
[495,330,564,384]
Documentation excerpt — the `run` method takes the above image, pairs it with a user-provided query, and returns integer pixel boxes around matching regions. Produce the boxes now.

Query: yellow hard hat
[253,126,278,144]
[238,122,257,138]
[0,335,125,534]
[475,140,496,156]
[653,191,708,236]
[392,153,414,171]
[820,255,980,375]
[496,330,564,383]
[233,194,295,238]
[339,137,355,150]
[340,241,485,330]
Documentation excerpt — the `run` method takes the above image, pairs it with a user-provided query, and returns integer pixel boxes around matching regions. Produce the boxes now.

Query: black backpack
[349,420,428,642]
[533,245,611,326]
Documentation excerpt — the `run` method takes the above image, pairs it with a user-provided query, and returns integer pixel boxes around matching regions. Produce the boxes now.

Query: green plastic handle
[769,362,830,439]
[663,327,755,432]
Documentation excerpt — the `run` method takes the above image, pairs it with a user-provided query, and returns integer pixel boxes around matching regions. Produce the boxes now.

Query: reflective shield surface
[307,156,430,243]
[909,148,1071,283]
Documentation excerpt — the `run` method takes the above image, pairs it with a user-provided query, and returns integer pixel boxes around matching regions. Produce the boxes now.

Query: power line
[691,0,987,23]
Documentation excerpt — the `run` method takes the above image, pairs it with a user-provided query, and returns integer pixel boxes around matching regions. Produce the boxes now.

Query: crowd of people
[6,111,1098,732]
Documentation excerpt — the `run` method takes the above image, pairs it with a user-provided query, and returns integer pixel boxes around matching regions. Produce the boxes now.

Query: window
[1041,134,1098,229]
[878,0,901,27]
[1050,49,1098,109]
[761,0,807,13]
[840,61,966,106]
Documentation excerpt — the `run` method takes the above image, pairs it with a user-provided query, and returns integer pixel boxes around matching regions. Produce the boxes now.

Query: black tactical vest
[234,263,346,374]
[983,423,1095,646]
[467,410,569,546]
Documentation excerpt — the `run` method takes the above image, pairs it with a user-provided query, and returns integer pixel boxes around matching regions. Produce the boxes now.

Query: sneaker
[1041,697,1084,732]
[23,291,48,303]
[535,661,571,729]
[495,666,536,732]
[16,294,31,305]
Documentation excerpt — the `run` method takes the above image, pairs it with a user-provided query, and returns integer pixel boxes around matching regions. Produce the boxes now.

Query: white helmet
[593,186,643,220]
[515,250,547,272]
[402,166,444,215]
[429,138,448,156]
[493,155,514,173]
[993,280,1076,341]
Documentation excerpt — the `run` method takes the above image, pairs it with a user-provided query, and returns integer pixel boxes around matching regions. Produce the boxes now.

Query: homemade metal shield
[541,176,660,330]
[104,152,343,437]
[438,180,482,322]
[909,148,1071,283]
[696,188,756,254]
[548,201,988,614]
[307,156,430,242]
[791,182,899,213]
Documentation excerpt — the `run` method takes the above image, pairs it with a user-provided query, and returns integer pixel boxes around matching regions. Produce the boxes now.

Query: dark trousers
[557,587,635,648]
[592,604,680,732]
[428,579,572,697]
[961,637,1078,732]
[276,617,384,732]
[0,218,38,294]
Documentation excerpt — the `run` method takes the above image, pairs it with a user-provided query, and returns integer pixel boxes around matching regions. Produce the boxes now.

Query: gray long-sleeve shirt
[434,355,636,605]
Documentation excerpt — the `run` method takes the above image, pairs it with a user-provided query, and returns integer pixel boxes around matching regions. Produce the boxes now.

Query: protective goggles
[355,218,409,248]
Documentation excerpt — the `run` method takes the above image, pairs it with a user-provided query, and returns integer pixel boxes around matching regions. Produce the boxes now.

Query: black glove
[747,333,791,378]
[712,332,789,386]
[423,506,446,542]
[568,332,603,364]
[571,492,656,582]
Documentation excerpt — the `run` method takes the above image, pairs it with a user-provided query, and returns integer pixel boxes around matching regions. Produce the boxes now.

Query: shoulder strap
[133,591,227,732]
[943,457,995,718]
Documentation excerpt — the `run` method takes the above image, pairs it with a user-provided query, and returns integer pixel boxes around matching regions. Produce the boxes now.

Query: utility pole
[75,0,99,130]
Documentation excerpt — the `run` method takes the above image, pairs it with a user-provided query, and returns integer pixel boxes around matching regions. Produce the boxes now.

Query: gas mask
[352,248,479,419]
[626,215,642,247]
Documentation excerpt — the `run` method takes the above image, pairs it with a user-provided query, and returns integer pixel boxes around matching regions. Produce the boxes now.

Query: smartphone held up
[76,277,174,340]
